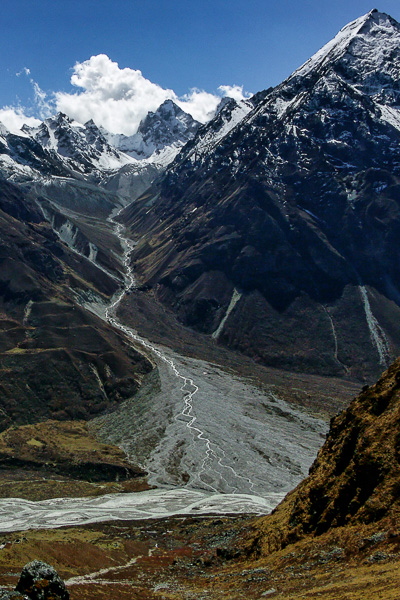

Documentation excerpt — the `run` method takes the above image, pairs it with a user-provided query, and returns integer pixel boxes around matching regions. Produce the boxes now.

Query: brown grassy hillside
[247,358,400,556]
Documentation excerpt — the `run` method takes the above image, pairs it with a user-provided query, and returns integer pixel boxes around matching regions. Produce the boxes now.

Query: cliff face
[250,357,400,555]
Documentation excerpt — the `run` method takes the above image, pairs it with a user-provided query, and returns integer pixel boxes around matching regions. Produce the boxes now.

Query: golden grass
[0,420,130,463]
[1,517,400,600]
[0,420,149,501]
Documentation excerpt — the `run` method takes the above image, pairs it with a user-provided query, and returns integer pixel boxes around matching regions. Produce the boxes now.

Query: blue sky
[1,0,399,134]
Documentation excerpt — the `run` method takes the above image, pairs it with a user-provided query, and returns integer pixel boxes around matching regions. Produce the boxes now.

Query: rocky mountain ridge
[22,113,131,173]
[0,99,201,200]
[0,177,152,431]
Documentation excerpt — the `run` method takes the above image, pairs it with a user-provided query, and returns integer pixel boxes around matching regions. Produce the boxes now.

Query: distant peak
[157,99,182,115]
[55,112,69,121]
[365,8,387,19]
[84,119,98,128]
[43,112,73,128]
[161,99,176,107]
[355,7,396,25]
[139,99,198,128]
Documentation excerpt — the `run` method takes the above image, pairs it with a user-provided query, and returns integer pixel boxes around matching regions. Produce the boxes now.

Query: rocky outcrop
[0,561,69,600]
[15,561,69,600]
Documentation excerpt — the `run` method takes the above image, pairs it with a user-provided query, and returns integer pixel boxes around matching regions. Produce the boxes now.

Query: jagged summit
[147,98,187,120]
[22,112,78,137]
[22,111,130,172]
[137,98,199,144]
[110,99,200,162]
[295,10,395,66]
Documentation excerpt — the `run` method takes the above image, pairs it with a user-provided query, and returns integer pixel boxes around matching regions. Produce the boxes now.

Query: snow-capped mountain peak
[241,8,400,134]
[20,112,134,172]
[138,99,199,136]
[287,9,400,103]
[291,9,378,80]
[107,100,201,164]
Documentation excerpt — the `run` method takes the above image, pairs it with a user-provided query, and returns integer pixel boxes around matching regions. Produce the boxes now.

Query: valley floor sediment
[0,207,356,532]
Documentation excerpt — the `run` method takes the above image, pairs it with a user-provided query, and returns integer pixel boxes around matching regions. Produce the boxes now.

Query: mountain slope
[0,177,152,431]
[121,9,400,381]
[246,356,400,557]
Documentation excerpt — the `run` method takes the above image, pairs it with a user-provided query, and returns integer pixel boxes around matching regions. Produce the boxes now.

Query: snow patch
[323,306,349,373]
[88,242,98,262]
[359,286,391,366]
[23,300,33,327]
[377,104,400,132]
[212,288,242,340]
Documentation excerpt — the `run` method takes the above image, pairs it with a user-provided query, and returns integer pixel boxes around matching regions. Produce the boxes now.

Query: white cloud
[3,55,252,136]
[55,54,176,135]
[55,54,252,135]
[3,68,53,130]
[0,107,41,134]
[218,84,252,102]
[16,67,31,77]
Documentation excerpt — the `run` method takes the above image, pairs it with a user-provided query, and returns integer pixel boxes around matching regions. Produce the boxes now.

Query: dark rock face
[15,561,69,600]
[121,10,400,381]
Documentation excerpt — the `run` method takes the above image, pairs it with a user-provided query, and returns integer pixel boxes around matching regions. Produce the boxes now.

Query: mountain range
[0,10,399,435]
[120,9,400,382]
[1,9,400,600]
[0,10,399,440]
